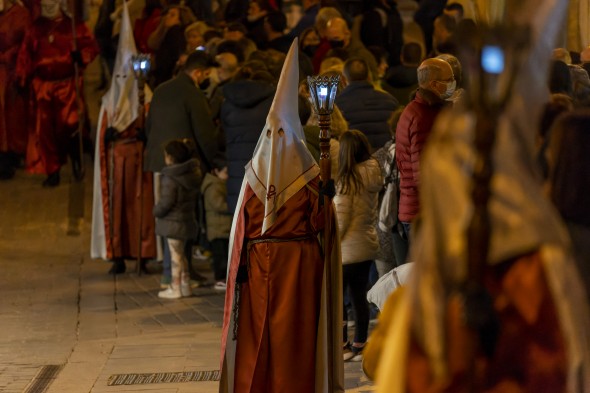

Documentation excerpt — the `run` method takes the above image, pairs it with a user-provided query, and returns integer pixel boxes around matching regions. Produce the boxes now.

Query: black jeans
[211,238,229,281]
[342,260,372,344]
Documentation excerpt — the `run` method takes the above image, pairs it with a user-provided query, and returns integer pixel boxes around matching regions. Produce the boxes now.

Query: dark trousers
[211,238,229,281]
[342,260,372,344]
[393,222,409,266]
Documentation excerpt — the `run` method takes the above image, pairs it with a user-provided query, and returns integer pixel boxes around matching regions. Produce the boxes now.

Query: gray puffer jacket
[153,159,202,240]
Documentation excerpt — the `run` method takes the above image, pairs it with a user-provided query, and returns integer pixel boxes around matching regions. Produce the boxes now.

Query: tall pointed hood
[245,38,319,234]
[379,0,590,390]
[102,1,151,132]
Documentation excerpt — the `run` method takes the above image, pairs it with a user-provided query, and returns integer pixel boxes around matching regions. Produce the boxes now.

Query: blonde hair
[330,105,347,139]
[319,57,344,74]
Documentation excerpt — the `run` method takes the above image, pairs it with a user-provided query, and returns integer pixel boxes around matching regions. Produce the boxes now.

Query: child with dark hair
[334,130,383,361]
[154,139,202,299]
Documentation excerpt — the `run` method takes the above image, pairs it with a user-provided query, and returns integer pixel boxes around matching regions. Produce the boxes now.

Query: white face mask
[440,79,456,100]
[41,0,61,19]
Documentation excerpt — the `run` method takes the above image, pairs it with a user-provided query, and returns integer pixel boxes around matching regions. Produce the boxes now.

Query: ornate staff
[131,54,151,275]
[307,74,340,393]
[459,19,529,387]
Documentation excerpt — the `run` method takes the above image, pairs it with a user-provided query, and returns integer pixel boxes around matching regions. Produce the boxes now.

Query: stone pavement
[0,161,375,393]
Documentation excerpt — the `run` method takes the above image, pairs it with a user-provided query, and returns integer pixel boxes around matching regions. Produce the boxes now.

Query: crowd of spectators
[90,0,590,360]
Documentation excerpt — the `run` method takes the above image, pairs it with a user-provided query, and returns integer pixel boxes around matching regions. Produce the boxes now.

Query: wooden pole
[318,112,334,393]
[136,76,146,275]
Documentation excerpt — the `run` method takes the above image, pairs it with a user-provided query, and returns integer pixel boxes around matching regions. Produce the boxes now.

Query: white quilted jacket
[334,158,383,264]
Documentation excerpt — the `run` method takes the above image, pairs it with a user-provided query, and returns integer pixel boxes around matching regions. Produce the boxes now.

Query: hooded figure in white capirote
[90,1,157,273]
[219,38,344,393]
[372,0,590,391]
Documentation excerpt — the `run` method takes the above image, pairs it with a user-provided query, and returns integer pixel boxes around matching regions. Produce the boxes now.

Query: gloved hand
[318,179,336,205]
[104,127,119,145]
[71,50,84,68]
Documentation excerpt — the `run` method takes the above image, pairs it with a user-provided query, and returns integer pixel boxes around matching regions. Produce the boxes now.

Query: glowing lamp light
[131,54,151,79]
[307,75,340,115]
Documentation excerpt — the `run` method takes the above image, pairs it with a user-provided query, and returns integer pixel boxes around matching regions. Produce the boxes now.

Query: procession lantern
[307,73,340,393]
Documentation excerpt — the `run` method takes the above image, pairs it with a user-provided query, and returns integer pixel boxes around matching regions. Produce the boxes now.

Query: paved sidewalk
[0,161,374,393]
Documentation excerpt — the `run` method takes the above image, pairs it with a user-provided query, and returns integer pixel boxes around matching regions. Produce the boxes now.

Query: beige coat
[334,158,383,264]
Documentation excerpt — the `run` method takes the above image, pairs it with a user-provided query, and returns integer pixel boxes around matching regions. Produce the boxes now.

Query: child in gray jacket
[154,139,202,299]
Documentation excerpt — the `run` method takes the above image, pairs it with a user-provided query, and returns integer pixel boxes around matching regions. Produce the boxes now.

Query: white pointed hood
[102,1,151,132]
[244,38,319,234]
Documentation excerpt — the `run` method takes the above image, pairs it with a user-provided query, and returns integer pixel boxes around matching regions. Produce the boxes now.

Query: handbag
[378,142,399,232]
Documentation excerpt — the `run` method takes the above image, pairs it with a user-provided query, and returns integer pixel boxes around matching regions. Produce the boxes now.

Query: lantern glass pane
[307,75,340,115]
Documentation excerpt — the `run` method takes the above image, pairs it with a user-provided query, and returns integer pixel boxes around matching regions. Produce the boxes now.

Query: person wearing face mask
[324,17,379,81]
[299,27,320,58]
[395,58,453,241]
[16,0,99,187]
[436,53,463,104]
[145,50,225,288]
[0,0,31,180]
[145,50,223,183]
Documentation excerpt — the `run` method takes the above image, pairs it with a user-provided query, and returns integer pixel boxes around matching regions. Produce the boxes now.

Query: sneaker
[214,281,227,291]
[350,344,365,362]
[158,286,181,299]
[181,281,192,297]
[342,342,354,361]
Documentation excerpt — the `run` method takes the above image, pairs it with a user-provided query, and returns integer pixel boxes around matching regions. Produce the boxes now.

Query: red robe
[406,252,567,393]
[220,177,329,392]
[94,111,157,260]
[16,15,98,174]
[0,4,31,155]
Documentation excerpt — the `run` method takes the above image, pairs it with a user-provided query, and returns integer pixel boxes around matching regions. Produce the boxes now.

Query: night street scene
[1,0,590,392]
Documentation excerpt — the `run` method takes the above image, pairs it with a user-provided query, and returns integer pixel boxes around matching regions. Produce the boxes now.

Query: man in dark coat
[395,58,453,239]
[145,50,222,175]
[325,17,379,80]
[387,42,422,105]
[336,57,399,151]
[220,67,275,213]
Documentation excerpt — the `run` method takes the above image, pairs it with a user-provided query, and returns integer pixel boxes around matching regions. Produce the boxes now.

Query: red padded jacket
[395,89,446,222]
